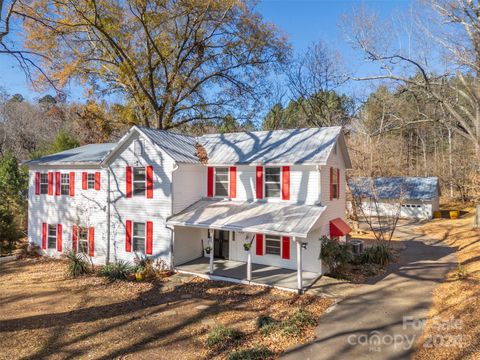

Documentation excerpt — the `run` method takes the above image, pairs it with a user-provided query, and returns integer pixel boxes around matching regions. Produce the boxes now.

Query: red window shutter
[146,221,153,255]
[95,172,101,191]
[207,167,214,197]
[229,166,237,198]
[282,166,290,200]
[125,220,132,252]
[35,172,40,195]
[329,167,333,201]
[48,172,53,195]
[69,172,75,197]
[282,236,290,259]
[256,166,263,199]
[89,227,95,257]
[256,234,264,256]
[42,223,47,249]
[126,166,132,198]
[82,172,87,190]
[337,168,340,198]
[146,166,153,199]
[72,225,78,252]
[55,172,61,195]
[57,224,62,252]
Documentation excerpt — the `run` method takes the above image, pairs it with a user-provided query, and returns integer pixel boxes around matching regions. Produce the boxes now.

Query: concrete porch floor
[176,257,321,291]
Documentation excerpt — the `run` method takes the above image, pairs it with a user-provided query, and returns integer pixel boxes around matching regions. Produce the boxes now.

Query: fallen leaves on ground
[0,258,332,359]
[414,207,480,360]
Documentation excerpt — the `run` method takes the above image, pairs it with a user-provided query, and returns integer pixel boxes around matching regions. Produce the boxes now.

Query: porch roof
[167,199,326,238]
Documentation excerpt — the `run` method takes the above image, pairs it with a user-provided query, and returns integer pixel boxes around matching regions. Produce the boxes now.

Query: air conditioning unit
[350,240,364,255]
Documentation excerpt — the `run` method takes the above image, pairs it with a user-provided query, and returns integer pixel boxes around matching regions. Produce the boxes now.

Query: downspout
[168,162,179,269]
[106,166,111,264]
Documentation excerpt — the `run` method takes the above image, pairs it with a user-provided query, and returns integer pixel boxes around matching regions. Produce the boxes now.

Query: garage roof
[349,177,440,201]
[167,199,326,238]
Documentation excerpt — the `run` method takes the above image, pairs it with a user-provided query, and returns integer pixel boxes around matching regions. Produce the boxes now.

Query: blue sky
[0,0,412,102]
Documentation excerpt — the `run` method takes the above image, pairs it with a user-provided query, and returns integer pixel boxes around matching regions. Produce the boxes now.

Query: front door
[214,230,230,259]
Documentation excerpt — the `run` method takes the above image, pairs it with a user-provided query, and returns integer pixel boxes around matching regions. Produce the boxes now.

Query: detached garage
[349,177,440,219]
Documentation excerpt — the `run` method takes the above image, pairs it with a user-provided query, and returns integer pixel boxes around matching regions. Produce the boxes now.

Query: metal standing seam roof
[26,125,345,167]
[349,177,440,201]
[136,126,199,164]
[24,143,117,166]
[199,127,342,165]
[166,199,327,238]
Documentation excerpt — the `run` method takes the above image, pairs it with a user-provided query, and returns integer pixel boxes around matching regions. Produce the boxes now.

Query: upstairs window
[133,222,146,253]
[60,174,70,195]
[265,235,281,256]
[133,167,146,196]
[40,173,48,194]
[215,167,229,197]
[48,225,57,249]
[87,173,95,189]
[265,167,281,198]
[78,227,89,254]
[331,168,339,199]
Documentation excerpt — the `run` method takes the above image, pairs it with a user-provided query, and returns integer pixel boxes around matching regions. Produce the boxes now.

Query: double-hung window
[332,169,339,199]
[40,173,48,194]
[265,167,281,198]
[265,234,281,256]
[133,222,146,253]
[87,173,95,189]
[215,167,229,197]
[78,227,89,254]
[60,173,70,195]
[133,167,146,196]
[47,225,57,249]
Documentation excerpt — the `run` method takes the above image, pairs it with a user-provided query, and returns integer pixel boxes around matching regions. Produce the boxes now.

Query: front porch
[176,257,321,292]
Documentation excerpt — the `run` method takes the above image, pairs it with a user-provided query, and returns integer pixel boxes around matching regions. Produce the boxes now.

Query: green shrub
[65,251,90,277]
[319,236,353,274]
[228,346,273,360]
[205,325,243,347]
[361,243,394,266]
[98,261,133,281]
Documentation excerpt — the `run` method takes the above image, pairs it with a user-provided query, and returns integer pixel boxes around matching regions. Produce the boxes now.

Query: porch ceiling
[167,199,326,238]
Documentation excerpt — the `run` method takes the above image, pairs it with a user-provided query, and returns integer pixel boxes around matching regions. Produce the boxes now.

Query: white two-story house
[26,126,352,293]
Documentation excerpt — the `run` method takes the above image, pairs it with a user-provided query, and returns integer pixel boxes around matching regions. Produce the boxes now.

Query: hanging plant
[205,246,212,254]
[243,243,252,251]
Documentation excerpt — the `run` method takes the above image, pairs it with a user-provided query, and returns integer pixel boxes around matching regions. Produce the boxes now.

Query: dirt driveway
[0,258,331,360]
[284,221,457,360]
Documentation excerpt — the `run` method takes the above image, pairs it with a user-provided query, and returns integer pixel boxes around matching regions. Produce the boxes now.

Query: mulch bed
[0,258,332,360]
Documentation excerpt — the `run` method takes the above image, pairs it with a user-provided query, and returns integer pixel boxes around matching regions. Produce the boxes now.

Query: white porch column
[209,230,214,274]
[296,237,303,294]
[247,249,252,282]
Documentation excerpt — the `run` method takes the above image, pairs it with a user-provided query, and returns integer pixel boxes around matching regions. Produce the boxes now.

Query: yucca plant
[65,250,90,278]
[98,261,134,281]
